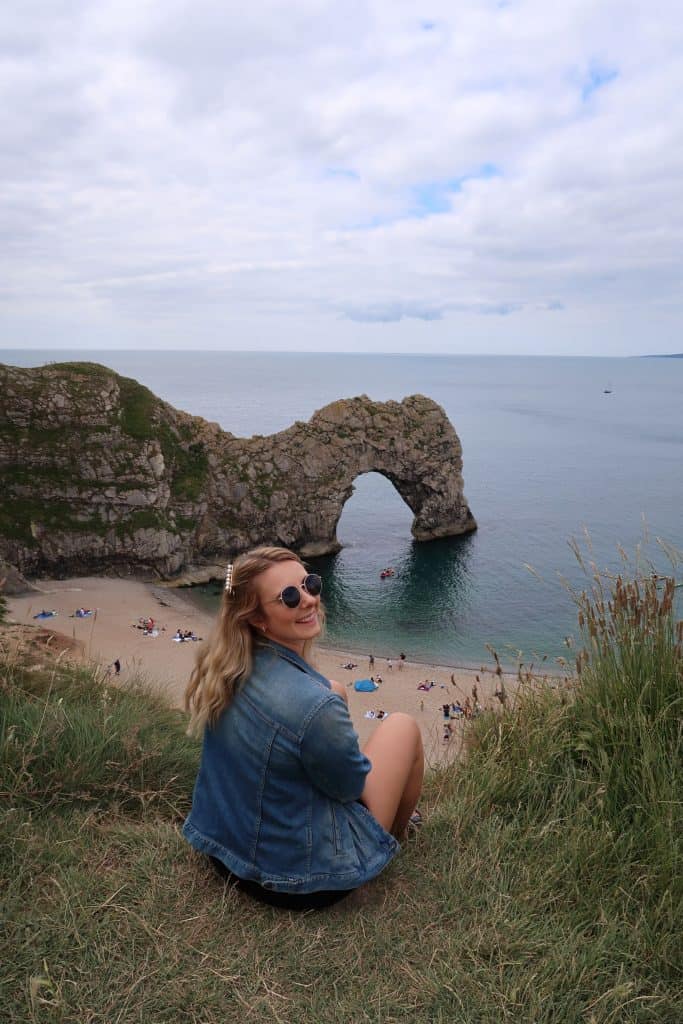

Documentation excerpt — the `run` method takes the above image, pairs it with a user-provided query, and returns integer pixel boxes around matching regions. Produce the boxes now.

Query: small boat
[380,567,395,579]
[603,389,612,394]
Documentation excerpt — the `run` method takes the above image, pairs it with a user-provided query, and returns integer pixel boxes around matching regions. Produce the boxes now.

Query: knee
[386,712,423,750]
[388,711,417,727]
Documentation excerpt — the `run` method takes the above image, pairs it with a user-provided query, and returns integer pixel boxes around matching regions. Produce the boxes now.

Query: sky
[2,1,682,356]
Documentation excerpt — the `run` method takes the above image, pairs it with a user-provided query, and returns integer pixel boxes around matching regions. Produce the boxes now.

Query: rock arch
[209,393,477,559]
[0,363,476,578]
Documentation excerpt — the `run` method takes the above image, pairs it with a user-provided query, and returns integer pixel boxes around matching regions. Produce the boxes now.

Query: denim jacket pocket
[329,804,366,870]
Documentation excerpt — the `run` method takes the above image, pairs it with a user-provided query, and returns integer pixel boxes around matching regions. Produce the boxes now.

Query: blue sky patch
[324,167,360,181]
[581,63,618,101]
[341,164,502,232]
[411,180,458,216]
[409,164,501,218]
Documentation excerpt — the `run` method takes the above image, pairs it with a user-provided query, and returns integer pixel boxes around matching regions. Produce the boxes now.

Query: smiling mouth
[296,612,318,625]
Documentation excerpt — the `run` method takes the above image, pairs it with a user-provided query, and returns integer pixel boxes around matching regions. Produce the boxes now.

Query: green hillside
[1,571,681,1023]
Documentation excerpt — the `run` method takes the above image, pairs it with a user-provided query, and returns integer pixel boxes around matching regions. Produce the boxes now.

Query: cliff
[0,361,476,580]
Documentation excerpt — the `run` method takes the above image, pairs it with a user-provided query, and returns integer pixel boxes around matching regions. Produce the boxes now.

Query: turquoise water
[3,349,682,669]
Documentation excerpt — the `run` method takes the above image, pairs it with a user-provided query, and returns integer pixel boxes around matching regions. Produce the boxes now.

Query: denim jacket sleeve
[299,694,371,802]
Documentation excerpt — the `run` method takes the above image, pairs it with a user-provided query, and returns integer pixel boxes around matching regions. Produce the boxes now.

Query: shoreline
[5,574,570,765]
[179,580,568,679]
[317,637,567,679]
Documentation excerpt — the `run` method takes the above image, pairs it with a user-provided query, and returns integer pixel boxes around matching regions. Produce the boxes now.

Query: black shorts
[209,856,352,911]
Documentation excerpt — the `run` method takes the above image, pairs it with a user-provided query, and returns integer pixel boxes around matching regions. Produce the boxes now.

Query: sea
[3,349,682,672]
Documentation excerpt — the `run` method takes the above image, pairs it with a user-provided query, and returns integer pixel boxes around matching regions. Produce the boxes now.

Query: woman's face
[250,560,322,655]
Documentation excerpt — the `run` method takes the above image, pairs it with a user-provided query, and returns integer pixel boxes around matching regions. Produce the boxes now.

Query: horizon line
[1,348,678,360]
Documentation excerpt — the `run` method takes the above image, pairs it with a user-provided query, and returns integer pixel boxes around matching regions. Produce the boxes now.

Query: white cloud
[1,0,682,354]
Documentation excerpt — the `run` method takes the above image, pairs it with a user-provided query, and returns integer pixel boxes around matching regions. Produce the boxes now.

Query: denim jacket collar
[254,639,330,686]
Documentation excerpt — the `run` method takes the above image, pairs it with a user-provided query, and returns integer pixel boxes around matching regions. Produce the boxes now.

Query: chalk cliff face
[0,362,476,579]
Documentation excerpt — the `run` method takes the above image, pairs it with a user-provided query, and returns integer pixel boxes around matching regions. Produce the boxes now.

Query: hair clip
[224,563,234,595]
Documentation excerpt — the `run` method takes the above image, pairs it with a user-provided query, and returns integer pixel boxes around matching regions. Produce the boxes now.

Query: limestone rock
[0,361,476,579]
[0,557,38,595]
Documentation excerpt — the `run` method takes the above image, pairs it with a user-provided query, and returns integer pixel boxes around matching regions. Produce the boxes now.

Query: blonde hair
[184,546,320,736]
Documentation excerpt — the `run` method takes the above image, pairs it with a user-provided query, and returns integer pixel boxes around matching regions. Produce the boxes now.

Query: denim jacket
[183,640,399,893]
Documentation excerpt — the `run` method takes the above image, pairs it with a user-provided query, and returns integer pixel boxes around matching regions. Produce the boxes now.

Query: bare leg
[360,712,424,839]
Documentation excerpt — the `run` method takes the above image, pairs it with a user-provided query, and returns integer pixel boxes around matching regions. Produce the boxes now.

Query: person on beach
[183,546,424,911]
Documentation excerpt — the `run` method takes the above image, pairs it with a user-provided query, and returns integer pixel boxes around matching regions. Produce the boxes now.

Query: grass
[117,372,209,500]
[0,367,209,543]
[117,375,161,442]
[1,567,681,1023]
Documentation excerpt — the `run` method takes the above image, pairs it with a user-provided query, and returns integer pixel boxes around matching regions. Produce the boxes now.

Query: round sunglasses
[267,573,323,609]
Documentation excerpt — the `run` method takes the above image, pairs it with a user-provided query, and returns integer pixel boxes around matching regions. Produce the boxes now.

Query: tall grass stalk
[460,565,682,988]
[571,573,682,882]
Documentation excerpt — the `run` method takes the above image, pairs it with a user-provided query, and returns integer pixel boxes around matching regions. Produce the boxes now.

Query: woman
[183,545,424,910]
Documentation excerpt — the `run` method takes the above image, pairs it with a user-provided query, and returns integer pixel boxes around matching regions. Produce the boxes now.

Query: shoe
[407,809,423,836]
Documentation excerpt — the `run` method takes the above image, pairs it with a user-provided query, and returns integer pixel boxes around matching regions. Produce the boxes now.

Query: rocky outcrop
[0,557,37,595]
[0,361,476,579]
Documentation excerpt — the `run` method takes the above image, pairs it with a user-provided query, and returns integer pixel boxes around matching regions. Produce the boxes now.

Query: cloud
[1,1,682,355]
[343,303,444,323]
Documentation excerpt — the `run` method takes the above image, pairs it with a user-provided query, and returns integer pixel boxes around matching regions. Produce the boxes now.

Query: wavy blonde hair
[184,546,321,736]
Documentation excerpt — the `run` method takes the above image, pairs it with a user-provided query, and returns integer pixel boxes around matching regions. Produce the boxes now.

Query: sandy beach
[6,575,529,765]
